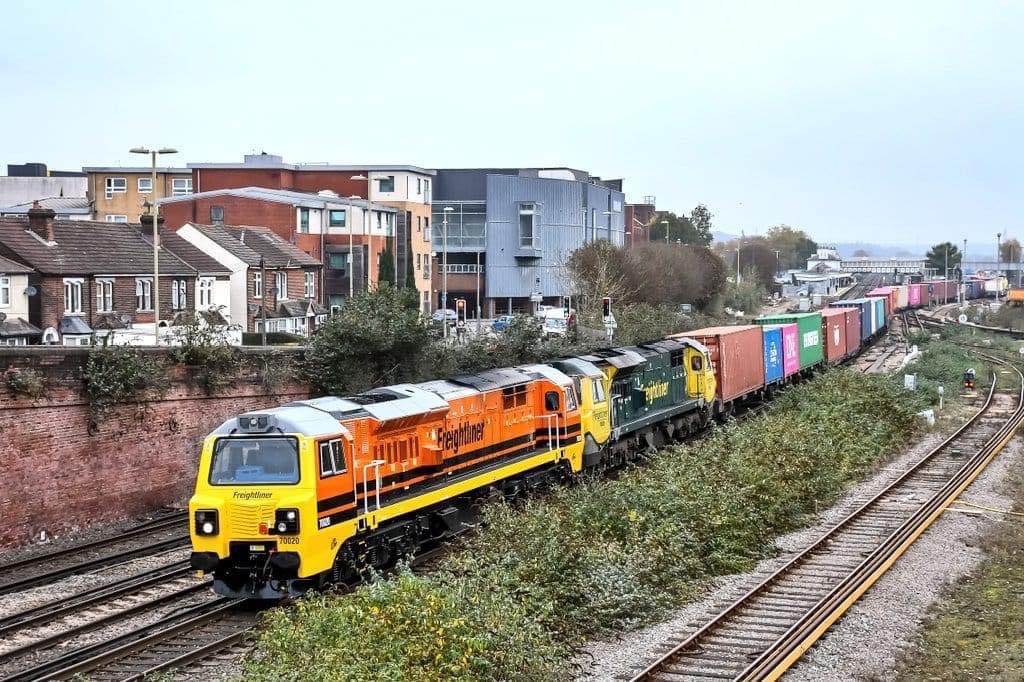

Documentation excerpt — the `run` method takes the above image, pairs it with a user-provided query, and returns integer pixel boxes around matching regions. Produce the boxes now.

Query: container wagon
[832,299,873,342]
[754,312,825,370]
[894,285,909,310]
[761,325,784,386]
[907,283,923,308]
[674,326,765,414]
[820,308,849,364]
[867,288,893,319]
[762,323,799,379]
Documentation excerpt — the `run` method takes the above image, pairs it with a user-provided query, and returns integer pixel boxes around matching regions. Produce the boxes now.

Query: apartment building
[624,197,656,248]
[186,154,434,313]
[83,166,193,223]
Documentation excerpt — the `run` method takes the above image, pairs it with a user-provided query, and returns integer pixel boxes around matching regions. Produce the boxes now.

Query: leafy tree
[925,242,962,273]
[627,243,726,309]
[852,248,871,258]
[689,204,714,246]
[1000,238,1021,264]
[377,246,396,286]
[647,211,708,246]
[737,242,778,289]
[764,225,817,270]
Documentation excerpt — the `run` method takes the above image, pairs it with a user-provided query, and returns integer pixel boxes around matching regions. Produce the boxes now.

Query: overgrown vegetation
[721,268,768,316]
[903,326,996,406]
[245,370,924,681]
[4,367,45,399]
[81,346,168,415]
[168,312,242,394]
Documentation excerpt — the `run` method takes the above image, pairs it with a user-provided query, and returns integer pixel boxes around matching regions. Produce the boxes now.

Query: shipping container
[754,312,824,369]
[907,283,922,308]
[761,326,784,384]
[672,326,765,403]
[894,285,909,310]
[819,308,848,364]
[832,299,872,341]
[762,323,799,377]
[868,297,887,331]
[841,306,861,355]
[867,287,897,314]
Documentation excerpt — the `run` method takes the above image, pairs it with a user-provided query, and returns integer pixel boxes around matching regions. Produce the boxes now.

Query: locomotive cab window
[544,391,560,411]
[564,387,577,411]
[691,356,703,371]
[210,437,299,485]
[319,439,346,478]
[592,380,606,403]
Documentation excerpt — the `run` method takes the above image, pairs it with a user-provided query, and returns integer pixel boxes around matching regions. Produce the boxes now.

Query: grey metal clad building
[432,168,625,315]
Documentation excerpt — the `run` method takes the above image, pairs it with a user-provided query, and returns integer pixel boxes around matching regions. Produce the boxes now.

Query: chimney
[27,200,56,242]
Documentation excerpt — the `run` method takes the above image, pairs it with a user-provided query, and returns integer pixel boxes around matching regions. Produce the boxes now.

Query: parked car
[492,315,515,332]
[431,309,456,322]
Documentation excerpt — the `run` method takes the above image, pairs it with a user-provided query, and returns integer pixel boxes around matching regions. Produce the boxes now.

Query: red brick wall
[161,196,295,241]
[0,347,309,548]
[193,168,369,200]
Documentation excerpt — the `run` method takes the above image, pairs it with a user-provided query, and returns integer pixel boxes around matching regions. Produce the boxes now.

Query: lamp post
[997,232,1002,303]
[960,238,967,305]
[350,174,375,295]
[346,194,361,299]
[259,256,267,346]
[661,219,670,244]
[129,146,177,344]
[442,206,454,339]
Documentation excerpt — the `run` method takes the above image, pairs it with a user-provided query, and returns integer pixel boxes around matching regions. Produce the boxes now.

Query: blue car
[492,315,515,332]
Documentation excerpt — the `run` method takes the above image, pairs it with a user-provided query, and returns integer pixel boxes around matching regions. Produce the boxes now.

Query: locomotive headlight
[273,508,300,535]
[194,510,219,536]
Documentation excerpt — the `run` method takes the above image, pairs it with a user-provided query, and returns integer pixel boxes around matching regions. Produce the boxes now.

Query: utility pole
[129,146,177,344]
[944,246,949,305]
[260,256,267,346]
[997,232,1002,303]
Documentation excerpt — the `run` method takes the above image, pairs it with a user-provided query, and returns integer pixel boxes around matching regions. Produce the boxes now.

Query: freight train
[188,280,938,599]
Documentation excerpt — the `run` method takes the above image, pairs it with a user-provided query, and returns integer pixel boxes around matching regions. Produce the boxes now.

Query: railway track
[0,511,189,596]
[628,355,1023,681]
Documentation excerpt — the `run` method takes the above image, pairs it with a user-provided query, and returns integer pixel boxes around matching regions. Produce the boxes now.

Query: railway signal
[602,296,612,322]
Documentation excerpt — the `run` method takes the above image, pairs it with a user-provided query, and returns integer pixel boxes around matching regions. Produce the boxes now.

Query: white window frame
[104,177,127,199]
[254,270,263,298]
[275,271,288,300]
[95,278,113,312]
[135,277,153,311]
[138,177,153,193]
[424,217,431,241]
[105,214,128,223]
[0,275,9,307]
[304,272,314,299]
[416,178,422,195]
[171,177,193,196]
[63,278,83,315]
[171,279,188,310]
[198,277,214,308]
[519,203,537,249]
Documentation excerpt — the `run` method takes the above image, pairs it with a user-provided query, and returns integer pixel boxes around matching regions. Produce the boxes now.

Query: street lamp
[442,206,454,339]
[351,174,374,295]
[773,249,780,275]
[997,232,1002,303]
[129,146,177,344]
[661,219,670,244]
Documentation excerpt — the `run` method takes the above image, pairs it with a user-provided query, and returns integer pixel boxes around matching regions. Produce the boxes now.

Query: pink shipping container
[766,323,800,377]
[908,283,922,307]
[819,309,849,364]
[676,326,765,403]
[867,287,898,314]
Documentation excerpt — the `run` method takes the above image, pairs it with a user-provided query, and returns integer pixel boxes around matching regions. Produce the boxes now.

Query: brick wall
[161,196,295,241]
[0,347,309,547]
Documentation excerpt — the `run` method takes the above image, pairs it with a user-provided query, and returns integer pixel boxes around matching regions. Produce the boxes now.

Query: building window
[304,272,315,299]
[423,216,431,241]
[210,206,225,225]
[136,278,153,311]
[198,277,214,307]
[328,209,346,228]
[423,179,430,199]
[138,177,153,193]
[328,252,348,272]
[299,208,310,233]
[64,278,83,314]
[416,178,421,195]
[275,271,287,300]
[105,214,128,223]
[416,215,421,233]
[95,279,113,312]
[172,178,192,196]
[519,203,536,248]
[104,177,126,199]
[0,275,9,307]
[377,175,395,193]
[416,253,421,270]
[171,279,187,310]
[254,270,263,298]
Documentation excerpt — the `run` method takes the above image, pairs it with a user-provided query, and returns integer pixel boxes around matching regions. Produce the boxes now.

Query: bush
[5,368,45,399]
[168,312,241,394]
[81,346,168,415]
[245,370,922,680]
[242,331,306,345]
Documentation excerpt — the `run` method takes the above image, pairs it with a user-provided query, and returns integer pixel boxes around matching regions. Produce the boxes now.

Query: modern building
[0,253,40,345]
[159,186,398,311]
[6,162,84,178]
[174,222,326,336]
[624,196,656,248]
[1,196,92,220]
[431,167,626,316]
[0,206,231,345]
[0,165,87,211]
[185,154,435,313]
[83,166,193,223]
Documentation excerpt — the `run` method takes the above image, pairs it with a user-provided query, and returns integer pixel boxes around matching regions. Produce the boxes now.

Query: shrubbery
[245,370,923,681]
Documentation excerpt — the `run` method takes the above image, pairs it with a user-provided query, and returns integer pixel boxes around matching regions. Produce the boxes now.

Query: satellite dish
[23,286,37,297]
[958,314,968,324]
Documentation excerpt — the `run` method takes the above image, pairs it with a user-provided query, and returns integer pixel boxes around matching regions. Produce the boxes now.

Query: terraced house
[0,205,231,345]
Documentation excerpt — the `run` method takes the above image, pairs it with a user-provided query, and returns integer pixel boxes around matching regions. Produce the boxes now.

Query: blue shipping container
[873,298,886,330]
[834,299,872,340]
[761,325,784,384]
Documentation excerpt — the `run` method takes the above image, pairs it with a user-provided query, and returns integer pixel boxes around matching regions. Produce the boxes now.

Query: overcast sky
[2,0,1021,245]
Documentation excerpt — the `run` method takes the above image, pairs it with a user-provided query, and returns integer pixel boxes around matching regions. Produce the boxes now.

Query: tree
[689,204,714,246]
[764,225,817,270]
[626,243,726,309]
[1000,238,1021,264]
[377,246,396,286]
[647,211,708,246]
[852,248,871,258]
[737,242,778,289]
[565,240,636,326]
[924,242,962,273]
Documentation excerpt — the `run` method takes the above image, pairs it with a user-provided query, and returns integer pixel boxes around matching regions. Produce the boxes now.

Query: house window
[210,206,225,224]
[416,254,421,270]
[136,278,153,311]
[299,208,310,233]
[377,175,395,193]
[171,178,192,196]
[423,179,429,199]
[0,275,9,307]
[63,278,83,314]
[275,271,287,300]
[416,178,421,194]
[104,177,126,199]
[253,270,263,298]
[519,203,536,248]
[198,277,214,307]
[304,272,315,299]
[416,215,421,233]
[105,214,128,223]
[171,279,187,310]
[424,216,430,241]
[138,177,153,193]
[328,210,346,227]
[95,279,113,312]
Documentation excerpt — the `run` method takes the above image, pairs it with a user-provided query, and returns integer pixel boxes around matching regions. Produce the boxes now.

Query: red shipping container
[841,307,861,356]
[820,308,848,363]
[867,287,898,314]
[908,284,922,307]
[672,326,765,403]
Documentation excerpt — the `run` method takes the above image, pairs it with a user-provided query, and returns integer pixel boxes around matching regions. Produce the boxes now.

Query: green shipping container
[754,313,824,369]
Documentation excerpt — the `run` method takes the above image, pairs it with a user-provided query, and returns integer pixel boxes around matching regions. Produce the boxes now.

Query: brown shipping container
[819,308,848,363]
[673,326,765,402]
[842,307,861,356]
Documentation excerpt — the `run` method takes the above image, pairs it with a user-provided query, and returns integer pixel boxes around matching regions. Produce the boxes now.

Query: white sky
[1,0,1022,244]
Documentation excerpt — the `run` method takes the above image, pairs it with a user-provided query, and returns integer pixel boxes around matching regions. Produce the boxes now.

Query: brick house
[0,205,231,345]
[174,222,326,337]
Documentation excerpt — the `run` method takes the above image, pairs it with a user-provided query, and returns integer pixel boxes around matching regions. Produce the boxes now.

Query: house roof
[0,253,34,274]
[0,217,200,276]
[0,314,41,337]
[130,226,232,277]
[158,186,398,213]
[82,167,190,174]
[0,197,91,215]
[186,223,321,268]
[187,160,435,175]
